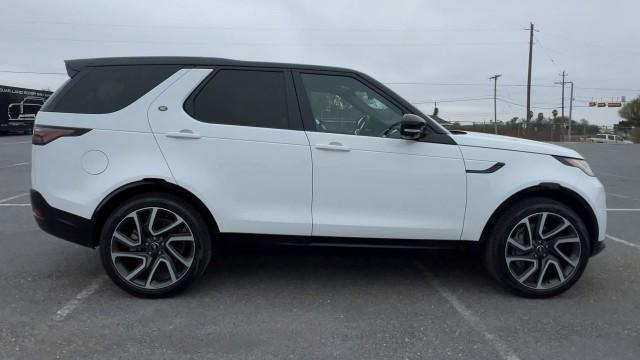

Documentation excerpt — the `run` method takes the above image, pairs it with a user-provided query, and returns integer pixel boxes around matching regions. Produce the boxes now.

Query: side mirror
[400,114,427,139]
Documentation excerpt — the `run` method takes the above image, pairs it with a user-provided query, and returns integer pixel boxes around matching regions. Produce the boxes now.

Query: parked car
[31,57,607,298]
[584,133,633,144]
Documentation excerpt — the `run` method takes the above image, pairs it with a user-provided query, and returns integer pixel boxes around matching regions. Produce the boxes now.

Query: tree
[619,97,640,126]
[537,112,544,122]
[551,109,558,119]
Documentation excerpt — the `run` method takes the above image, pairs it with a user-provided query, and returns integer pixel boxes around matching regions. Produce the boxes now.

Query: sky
[1,0,639,127]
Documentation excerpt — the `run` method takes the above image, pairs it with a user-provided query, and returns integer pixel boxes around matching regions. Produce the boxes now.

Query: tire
[483,197,591,298]
[99,193,212,298]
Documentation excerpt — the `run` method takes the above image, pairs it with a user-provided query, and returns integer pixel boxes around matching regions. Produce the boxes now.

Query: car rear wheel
[484,197,590,297]
[99,193,212,298]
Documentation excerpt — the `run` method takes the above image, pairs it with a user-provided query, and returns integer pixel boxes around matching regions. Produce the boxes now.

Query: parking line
[0,203,30,207]
[0,141,31,145]
[608,193,640,201]
[53,277,106,322]
[414,261,521,360]
[606,234,640,250]
[0,162,29,170]
[0,192,28,203]
[607,209,640,212]
[600,172,639,181]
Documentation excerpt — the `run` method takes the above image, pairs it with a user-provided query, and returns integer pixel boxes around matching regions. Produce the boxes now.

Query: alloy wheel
[505,212,582,290]
[110,207,196,289]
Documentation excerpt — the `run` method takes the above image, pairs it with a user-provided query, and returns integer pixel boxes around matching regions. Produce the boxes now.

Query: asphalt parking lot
[1,135,638,360]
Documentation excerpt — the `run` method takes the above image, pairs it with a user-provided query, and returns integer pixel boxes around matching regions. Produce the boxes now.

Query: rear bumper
[30,189,96,248]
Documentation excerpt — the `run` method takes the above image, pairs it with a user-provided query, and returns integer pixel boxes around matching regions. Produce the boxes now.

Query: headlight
[553,156,595,176]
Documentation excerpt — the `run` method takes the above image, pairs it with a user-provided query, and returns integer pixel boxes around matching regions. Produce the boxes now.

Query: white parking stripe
[0,192,28,203]
[53,277,106,322]
[607,209,640,212]
[415,261,521,360]
[606,234,640,250]
[600,172,639,181]
[0,141,31,145]
[608,193,640,201]
[0,203,30,207]
[0,162,29,169]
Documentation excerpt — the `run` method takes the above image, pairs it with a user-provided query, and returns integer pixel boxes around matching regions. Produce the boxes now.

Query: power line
[4,19,524,33]
[411,97,494,105]
[385,82,558,88]
[386,81,640,92]
[0,70,66,75]
[534,34,560,70]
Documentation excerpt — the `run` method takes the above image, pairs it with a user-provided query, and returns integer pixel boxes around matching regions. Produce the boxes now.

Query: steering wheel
[315,118,329,132]
[380,121,403,138]
[354,115,369,135]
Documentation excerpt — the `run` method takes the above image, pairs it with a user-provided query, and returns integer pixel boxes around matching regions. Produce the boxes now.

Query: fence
[446,121,610,142]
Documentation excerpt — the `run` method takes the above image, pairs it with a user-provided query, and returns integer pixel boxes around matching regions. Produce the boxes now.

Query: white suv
[31,57,606,298]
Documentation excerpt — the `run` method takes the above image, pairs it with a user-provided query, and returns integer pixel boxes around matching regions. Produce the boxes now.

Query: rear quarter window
[42,65,180,114]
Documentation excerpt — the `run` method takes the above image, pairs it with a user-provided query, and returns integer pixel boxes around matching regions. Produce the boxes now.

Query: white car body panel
[31,71,186,218]
[306,131,466,239]
[147,69,313,236]
[455,131,582,158]
[457,138,606,242]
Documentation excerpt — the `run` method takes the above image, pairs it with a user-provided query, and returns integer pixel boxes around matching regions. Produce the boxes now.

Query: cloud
[1,0,638,125]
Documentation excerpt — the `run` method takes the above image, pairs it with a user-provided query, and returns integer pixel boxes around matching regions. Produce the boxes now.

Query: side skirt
[217,233,479,251]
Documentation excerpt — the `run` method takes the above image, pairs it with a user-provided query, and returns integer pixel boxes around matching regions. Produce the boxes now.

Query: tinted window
[300,74,403,138]
[42,65,179,114]
[187,69,289,129]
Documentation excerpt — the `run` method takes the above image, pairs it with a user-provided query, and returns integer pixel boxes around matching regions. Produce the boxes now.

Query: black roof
[65,56,355,77]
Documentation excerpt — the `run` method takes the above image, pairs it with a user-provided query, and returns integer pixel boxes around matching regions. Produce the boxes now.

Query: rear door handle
[314,142,351,152]
[165,130,201,139]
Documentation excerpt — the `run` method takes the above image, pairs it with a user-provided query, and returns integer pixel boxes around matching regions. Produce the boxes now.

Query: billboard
[0,85,52,133]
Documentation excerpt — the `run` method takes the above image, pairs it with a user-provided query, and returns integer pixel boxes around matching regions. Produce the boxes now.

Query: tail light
[32,125,90,145]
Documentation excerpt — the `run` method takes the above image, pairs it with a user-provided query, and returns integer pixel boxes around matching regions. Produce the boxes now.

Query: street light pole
[489,74,502,134]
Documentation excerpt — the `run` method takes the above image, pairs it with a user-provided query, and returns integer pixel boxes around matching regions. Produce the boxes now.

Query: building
[0,85,52,133]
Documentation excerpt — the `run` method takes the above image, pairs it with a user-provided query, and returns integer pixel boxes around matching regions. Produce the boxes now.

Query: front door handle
[314,142,351,152]
[165,130,201,139]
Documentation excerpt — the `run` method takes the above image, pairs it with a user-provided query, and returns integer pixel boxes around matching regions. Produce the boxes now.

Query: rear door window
[42,65,180,114]
[185,69,289,130]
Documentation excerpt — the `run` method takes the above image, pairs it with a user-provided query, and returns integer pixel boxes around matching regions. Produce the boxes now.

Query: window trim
[183,66,303,131]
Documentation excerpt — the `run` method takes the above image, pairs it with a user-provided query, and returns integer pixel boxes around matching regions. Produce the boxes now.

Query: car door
[148,67,312,236]
[293,71,466,240]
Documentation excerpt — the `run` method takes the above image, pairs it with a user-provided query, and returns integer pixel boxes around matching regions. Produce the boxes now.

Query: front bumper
[30,189,96,248]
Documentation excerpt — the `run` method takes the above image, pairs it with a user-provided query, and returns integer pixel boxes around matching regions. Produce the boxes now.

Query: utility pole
[555,72,567,140]
[525,23,535,124]
[567,81,574,141]
[490,74,501,134]
[559,71,566,119]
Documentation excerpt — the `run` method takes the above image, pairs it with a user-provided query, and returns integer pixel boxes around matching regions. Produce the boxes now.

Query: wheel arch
[91,178,220,247]
[479,182,599,254]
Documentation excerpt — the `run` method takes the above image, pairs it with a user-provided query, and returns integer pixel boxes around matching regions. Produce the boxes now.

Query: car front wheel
[484,197,590,297]
[99,193,212,298]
